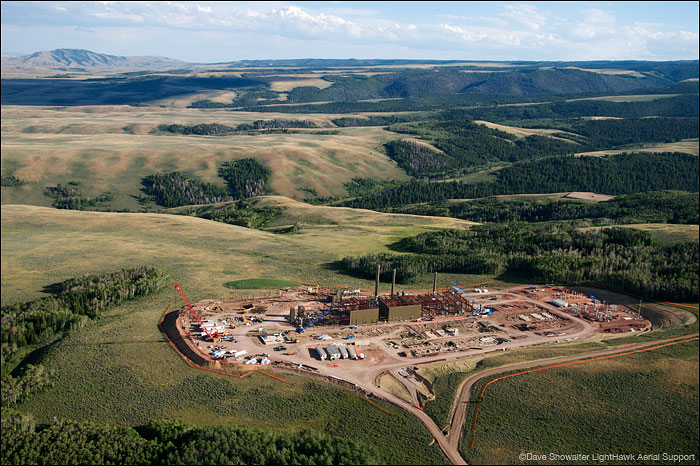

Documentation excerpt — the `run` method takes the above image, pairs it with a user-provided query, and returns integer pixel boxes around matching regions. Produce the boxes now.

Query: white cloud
[1,1,697,61]
[502,4,547,31]
[580,8,615,25]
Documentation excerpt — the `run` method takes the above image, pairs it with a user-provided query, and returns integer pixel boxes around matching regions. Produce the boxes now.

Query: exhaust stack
[375,264,381,299]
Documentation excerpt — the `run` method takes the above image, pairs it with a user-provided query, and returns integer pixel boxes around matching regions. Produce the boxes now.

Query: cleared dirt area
[564,192,616,201]
[169,285,650,381]
[473,120,582,143]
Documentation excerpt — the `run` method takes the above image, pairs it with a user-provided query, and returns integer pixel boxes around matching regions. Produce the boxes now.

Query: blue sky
[1,1,698,62]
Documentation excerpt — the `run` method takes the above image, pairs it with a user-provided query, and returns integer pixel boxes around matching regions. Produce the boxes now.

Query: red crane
[173,284,220,342]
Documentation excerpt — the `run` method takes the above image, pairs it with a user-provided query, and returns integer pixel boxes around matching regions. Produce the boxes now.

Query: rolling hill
[1,48,188,71]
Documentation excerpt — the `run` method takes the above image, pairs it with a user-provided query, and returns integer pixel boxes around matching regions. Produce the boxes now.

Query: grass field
[1,105,411,207]
[473,120,583,143]
[1,203,466,464]
[378,373,413,403]
[567,93,680,102]
[224,278,300,289]
[419,342,627,431]
[574,138,699,157]
[444,192,609,204]
[462,342,699,465]
[0,202,473,305]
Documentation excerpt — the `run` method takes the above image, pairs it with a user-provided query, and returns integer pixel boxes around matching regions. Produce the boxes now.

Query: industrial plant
[166,268,651,375]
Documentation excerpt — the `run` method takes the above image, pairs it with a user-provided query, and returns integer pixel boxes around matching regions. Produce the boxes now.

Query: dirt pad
[565,192,615,201]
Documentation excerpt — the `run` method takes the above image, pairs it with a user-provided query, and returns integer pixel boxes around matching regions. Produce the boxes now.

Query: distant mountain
[1,48,188,71]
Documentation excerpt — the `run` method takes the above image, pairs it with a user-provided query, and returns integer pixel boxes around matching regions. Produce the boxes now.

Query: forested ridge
[140,159,272,208]
[153,119,319,136]
[218,158,272,199]
[383,117,698,175]
[170,199,281,229]
[387,120,579,171]
[392,191,699,224]
[342,225,698,301]
[141,172,232,207]
[1,415,380,465]
[437,93,699,122]
[341,153,699,210]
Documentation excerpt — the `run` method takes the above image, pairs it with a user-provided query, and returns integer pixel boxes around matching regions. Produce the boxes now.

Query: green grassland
[418,279,699,434]
[224,278,300,289]
[462,342,699,465]
[1,203,472,464]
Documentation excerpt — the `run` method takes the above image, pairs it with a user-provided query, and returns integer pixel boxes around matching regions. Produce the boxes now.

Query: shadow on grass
[10,339,61,377]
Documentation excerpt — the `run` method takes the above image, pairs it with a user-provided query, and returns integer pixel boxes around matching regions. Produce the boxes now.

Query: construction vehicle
[174,284,220,342]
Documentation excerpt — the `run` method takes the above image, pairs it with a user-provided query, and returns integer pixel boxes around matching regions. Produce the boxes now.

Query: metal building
[378,299,422,322]
[326,344,341,360]
[350,308,380,325]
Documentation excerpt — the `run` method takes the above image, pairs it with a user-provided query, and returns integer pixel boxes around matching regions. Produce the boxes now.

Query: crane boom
[298,305,335,333]
[173,284,219,341]
[445,278,482,314]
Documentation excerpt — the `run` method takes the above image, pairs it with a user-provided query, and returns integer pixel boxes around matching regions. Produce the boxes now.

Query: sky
[1,1,698,62]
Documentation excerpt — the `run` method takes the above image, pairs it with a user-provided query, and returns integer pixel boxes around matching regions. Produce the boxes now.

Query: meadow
[1,104,411,208]
[462,342,699,465]
[1,204,472,464]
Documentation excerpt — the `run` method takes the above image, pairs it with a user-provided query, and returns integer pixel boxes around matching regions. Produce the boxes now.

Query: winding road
[444,333,700,456]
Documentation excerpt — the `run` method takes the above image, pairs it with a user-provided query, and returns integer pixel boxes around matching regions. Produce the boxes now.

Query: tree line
[439,94,699,122]
[171,199,280,229]
[141,172,233,208]
[43,182,114,210]
[387,120,580,171]
[340,153,699,210]
[0,416,379,465]
[342,224,698,301]
[218,158,272,199]
[1,175,28,187]
[392,190,699,225]
[1,267,170,367]
[153,119,319,136]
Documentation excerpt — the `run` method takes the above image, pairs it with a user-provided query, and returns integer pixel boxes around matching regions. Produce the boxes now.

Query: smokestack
[375,264,381,299]
[391,269,396,295]
[433,272,437,294]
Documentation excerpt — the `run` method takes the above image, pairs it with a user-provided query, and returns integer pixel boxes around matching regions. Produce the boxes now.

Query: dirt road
[444,333,700,453]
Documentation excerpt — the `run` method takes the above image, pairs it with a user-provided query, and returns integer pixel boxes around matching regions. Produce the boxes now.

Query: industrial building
[304,290,475,328]
[326,344,341,360]
[315,345,327,361]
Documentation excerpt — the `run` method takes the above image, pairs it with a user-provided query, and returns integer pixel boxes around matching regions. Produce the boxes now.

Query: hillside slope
[2,48,187,71]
